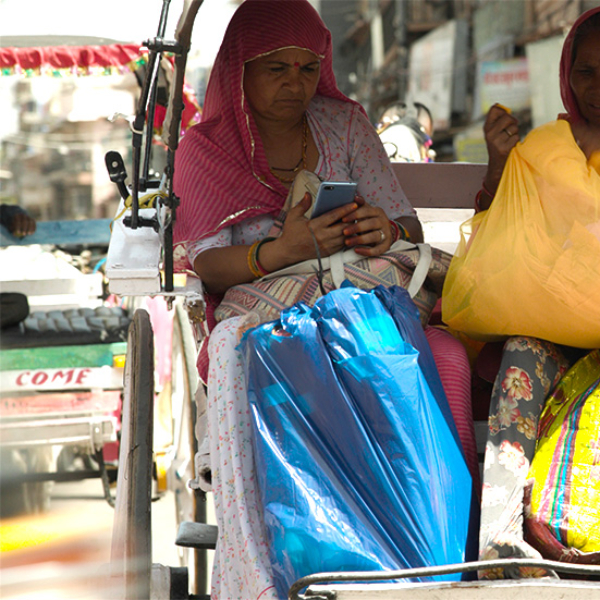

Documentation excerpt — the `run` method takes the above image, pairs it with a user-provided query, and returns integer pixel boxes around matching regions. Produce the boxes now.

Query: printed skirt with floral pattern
[478,336,584,579]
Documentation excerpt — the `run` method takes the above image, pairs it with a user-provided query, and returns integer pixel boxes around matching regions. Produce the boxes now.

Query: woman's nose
[284,68,302,90]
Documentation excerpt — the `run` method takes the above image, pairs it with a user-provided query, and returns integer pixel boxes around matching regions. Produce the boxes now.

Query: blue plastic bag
[242,285,475,598]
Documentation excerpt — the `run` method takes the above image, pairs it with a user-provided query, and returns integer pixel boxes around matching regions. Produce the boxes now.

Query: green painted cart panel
[0,342,128,371]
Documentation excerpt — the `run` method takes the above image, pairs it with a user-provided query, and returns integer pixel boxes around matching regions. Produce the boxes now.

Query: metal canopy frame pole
[129,0,173,230]
[160,0,203,292]
[127,0,203,293]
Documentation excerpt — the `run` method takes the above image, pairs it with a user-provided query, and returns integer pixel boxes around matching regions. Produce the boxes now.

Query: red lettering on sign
[51,369,75,384]
[75,369,92,385]
[32,372,49,385]
[16,372,30,386]
[484,70,529,86]
[13,368,95,388]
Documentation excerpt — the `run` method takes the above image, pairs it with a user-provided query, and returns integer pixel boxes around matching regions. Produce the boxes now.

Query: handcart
[100,1,600,599]
[0,220,126,514]
[0,221,199,524]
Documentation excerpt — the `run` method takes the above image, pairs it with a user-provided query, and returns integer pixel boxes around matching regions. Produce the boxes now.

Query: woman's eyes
[267,65,319,75]
[573,64,596,77]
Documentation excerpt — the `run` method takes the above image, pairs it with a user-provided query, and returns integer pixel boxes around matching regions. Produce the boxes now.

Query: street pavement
[0,478,184,600]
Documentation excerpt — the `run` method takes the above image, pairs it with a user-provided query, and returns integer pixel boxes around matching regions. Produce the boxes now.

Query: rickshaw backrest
[392,162,496,438]
[392,162,486,209]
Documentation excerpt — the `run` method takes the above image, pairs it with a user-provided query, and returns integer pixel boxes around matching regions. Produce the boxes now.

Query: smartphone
[310,181,358,219]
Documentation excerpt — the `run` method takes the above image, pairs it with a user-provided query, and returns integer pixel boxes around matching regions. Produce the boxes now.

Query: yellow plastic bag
[524,349,600,560]
[442,120,600,348]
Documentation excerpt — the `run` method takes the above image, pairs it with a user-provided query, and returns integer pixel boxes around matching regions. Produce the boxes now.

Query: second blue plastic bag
[242,284,475,598]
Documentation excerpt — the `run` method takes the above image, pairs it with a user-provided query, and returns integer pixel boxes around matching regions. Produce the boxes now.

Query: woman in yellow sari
[442,6,600,578]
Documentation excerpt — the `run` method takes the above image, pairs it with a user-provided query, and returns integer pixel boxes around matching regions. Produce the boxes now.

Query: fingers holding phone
[307,181,359,254]
[281,190,352,260]
[341,201,391,255]
[303,180,390,257]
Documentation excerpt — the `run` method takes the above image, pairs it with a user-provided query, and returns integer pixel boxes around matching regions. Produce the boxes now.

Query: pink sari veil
[172,0,358,269]
[559,5,600,122]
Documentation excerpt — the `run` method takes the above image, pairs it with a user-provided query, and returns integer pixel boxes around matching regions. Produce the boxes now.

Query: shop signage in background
[478,58,530,116]
[453,122,488,164]
[526,34,566,128]
[407,19,469,131]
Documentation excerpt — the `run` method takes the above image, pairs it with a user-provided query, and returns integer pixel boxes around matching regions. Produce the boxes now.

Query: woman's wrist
[247,237,276,278]
[482,162,504,197]
[475,179,497,213]
[390,219,410,242]
[481,180,495,198]
[252,236,298,275]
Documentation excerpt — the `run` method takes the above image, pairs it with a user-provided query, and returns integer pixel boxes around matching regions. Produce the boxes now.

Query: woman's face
[243,48,321,124]
[570,30,600,127]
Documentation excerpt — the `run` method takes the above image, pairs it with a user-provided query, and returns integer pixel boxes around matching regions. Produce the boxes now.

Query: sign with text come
[1,365,123,393]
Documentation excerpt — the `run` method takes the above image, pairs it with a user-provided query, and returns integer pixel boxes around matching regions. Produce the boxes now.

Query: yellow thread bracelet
[247,241,263,279]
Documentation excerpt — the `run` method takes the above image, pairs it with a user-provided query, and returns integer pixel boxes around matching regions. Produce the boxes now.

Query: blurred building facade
[319,0,599,161]
[0,74,136,222]
[1,0,598,223]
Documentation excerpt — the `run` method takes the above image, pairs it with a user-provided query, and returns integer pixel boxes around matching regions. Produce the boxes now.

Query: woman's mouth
[583,99,600,121]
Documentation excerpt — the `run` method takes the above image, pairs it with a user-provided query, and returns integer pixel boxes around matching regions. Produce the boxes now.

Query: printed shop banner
[478,58,530,116]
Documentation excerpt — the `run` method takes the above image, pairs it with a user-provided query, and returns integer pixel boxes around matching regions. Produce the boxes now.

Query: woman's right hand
[260,192,357,271]
[483,104,520,194]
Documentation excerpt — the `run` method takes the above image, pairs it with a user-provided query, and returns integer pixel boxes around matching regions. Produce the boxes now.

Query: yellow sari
[442,119,600,348]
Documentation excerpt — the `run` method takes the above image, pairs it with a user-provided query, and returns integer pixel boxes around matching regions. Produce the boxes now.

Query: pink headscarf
[173,0,357,262]
[559,5,600,122]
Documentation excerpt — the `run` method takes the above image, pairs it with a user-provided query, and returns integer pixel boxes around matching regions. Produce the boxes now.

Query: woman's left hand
[340,196,392,256]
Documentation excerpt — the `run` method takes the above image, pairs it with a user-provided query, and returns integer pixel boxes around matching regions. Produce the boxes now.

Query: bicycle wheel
[110,308,154,600]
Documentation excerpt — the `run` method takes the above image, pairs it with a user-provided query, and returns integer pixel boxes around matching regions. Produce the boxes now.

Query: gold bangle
[247,241,263,279]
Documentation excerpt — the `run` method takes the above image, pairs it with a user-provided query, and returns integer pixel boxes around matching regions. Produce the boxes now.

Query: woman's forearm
[194,237,304,294]
[194,245,258,294]
[196,213,423,294]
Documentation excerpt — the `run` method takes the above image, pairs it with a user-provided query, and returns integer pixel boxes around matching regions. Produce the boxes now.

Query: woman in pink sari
[173,1,477,597]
